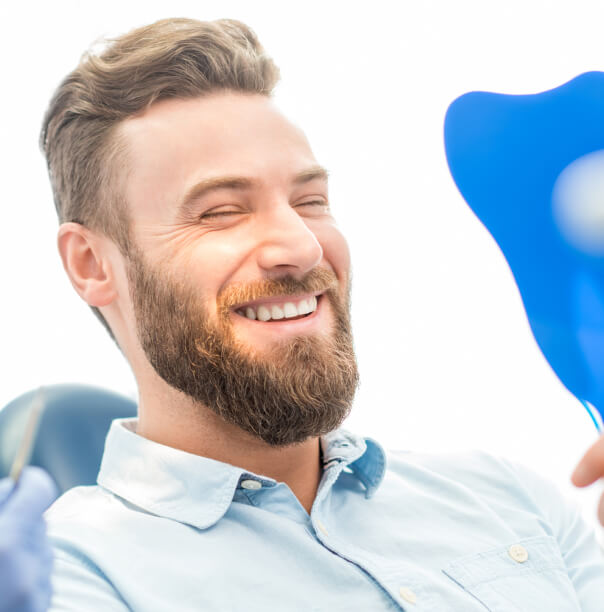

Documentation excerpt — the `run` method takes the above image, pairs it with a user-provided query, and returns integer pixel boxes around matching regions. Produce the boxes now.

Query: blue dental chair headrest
[0,384,137,494]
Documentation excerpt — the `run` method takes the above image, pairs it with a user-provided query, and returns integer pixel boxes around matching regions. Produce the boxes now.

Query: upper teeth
[238,296,318,321]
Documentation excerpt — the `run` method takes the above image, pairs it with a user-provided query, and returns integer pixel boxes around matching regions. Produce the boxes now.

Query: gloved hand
[0,467,58,612]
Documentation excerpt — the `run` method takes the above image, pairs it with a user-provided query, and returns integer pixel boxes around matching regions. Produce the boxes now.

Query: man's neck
[135,385,323,515]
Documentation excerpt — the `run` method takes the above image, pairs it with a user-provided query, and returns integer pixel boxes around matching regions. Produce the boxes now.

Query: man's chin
[130,256,357,446]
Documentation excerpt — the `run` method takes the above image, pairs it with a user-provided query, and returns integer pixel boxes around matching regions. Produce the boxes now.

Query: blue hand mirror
[445,72,604,432]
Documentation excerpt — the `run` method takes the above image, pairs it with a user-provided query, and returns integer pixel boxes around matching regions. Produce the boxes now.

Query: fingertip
[571,463,592,487]
[21,467,58,498]
[10,467,58,514]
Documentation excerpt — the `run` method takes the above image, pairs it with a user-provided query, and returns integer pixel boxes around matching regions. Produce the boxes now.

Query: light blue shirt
[46,418,604,611]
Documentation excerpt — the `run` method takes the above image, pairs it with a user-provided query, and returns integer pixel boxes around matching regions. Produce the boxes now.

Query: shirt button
[316,520,329,536]
[508,544,529,563]
[399,587,417,604]
[240,479,262,490]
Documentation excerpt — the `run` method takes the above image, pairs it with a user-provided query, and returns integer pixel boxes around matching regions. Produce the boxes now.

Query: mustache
[218,267,339,312]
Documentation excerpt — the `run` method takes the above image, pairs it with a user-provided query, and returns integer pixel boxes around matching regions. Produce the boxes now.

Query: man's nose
[254,203,323,277]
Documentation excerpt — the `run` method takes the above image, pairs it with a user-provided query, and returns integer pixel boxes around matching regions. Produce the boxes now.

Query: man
[42,17,604,610]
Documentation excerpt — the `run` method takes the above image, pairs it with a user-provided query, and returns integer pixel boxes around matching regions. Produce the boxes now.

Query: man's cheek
[321,229,351,280]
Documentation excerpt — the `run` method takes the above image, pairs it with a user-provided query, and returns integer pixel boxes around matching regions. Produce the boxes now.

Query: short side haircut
[40,18,280,342]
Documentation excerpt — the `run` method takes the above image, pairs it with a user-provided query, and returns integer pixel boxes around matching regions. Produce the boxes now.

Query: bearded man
[43,18,604,611]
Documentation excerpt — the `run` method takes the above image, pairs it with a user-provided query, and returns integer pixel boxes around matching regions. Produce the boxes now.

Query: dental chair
[0,384,137,494]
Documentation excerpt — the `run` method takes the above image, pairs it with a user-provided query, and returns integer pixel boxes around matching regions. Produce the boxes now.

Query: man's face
[118,92,358,446]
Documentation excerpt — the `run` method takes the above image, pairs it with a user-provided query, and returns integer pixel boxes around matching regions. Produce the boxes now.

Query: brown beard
[125,245,359,446]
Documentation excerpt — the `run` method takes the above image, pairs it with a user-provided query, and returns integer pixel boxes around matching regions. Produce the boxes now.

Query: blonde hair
[40,18,280,339]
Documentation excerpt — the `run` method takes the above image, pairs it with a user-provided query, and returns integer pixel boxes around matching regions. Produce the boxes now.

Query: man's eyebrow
[292,165,330,185]
[177,176,252,219]
[176,165,329,219]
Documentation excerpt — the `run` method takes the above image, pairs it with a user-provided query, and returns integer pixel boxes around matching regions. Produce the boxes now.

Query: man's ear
[57,222,117,307]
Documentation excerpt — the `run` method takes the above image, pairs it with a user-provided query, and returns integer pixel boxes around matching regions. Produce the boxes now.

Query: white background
[2,0,604,531]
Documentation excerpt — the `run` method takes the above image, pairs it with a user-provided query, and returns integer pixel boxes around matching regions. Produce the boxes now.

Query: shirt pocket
[442,535,581,611]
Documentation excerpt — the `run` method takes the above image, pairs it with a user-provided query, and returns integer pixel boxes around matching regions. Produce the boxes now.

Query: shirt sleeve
[49,544,131,612]
[501,456,604,610]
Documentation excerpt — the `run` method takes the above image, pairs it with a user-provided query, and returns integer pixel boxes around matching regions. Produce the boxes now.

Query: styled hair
[40,18,280,341]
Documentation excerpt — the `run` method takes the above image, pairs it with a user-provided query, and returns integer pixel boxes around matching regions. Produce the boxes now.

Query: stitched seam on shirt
[441,570,491,611]
[321,541,437,610]
[445,535,561,566]
[455,565,569,589]
[98,479,191,514]
[100,476,239,526]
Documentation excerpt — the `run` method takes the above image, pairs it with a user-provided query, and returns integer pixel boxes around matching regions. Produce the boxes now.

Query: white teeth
[257,305,271,321]
[271,305,284,320]
[297,299,311,315]
[283,302,298,318]
[237,295,320,321]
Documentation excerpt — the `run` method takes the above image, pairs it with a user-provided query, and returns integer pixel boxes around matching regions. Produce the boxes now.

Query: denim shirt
[46,419,604,611]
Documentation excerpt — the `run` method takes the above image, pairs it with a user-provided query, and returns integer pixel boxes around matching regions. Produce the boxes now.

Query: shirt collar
[320,429,386,498]
[98,418,386,530]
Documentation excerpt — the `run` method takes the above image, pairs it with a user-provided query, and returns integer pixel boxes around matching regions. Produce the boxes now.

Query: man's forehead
[120,92,309,151]
[117,92,321,219]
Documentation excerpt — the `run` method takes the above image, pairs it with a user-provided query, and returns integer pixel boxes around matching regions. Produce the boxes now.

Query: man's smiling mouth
[233,293,322,322]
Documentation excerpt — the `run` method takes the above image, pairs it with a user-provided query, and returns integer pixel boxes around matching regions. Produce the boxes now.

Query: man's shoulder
[47,484,105,512]
[45,484,131,528]
[384,446,554,507]
[387,446,520,477]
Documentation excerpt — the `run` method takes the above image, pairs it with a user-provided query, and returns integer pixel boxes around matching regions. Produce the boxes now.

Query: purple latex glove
[0,467,57,612]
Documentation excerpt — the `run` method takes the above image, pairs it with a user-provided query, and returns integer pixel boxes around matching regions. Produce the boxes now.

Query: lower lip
[230,295,325,334]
